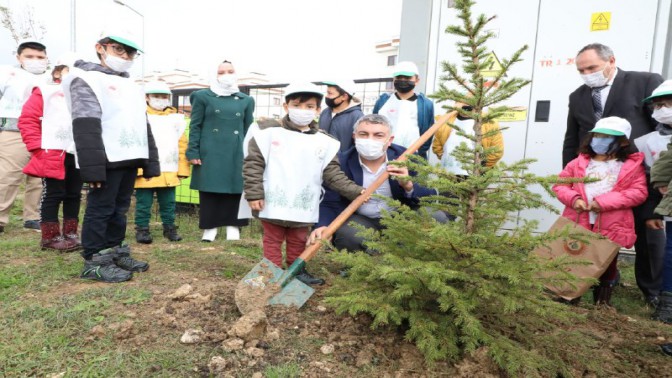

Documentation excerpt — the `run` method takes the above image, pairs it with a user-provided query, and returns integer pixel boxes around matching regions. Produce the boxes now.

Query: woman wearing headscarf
[186,60,255,241]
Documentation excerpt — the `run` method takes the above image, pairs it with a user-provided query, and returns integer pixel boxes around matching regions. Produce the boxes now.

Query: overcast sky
[0,0,403,82]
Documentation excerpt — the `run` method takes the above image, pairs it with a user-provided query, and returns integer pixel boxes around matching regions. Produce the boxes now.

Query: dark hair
[96,37,137,60]
[51,65,68,81]
[577,43,614,61]
[327,85,352,102]
[285,92,323,104]
[17,42,46,55]
[579,134,633,161]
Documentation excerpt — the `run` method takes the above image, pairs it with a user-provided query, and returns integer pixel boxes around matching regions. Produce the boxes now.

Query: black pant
[81,168,136,259]
[633,204,666,298]
[41,153,82,222]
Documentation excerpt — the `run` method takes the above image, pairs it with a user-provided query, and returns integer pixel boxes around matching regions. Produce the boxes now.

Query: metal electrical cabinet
[404,0,672,231]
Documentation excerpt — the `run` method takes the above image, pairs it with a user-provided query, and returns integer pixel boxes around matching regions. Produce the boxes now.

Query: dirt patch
[234,262,280,315]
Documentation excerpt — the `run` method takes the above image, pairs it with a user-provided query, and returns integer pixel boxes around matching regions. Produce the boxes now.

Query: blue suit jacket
[317,143,437,227]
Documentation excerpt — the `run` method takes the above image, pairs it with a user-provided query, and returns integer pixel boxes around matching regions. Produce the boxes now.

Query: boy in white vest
[62,28,160,283]
[0,39,49,234]
[18,54,82,252]
[243,83,364,286]
[134,81,189,244]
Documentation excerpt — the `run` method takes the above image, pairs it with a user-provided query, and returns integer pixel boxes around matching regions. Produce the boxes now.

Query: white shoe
[202,228,217,242]
[226,226,240,240]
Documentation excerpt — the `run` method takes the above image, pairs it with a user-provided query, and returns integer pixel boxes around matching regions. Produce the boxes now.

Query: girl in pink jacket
[553,117,648,306]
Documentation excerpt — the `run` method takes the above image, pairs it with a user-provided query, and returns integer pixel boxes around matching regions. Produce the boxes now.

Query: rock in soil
[230,310,268,341]
[246,347,265,358]
[222,338,245,352]
[180,329,203,344]
[170,284,193,300]
[320,344,335,355]
[208,356,228,373]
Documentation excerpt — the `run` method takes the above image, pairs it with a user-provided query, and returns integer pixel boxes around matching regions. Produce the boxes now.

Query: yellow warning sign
[497,107,528,122]
[591,12,611,32]
[480,52,503,78]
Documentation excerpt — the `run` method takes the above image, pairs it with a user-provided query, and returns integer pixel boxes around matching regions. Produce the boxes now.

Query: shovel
[235,113,452,314]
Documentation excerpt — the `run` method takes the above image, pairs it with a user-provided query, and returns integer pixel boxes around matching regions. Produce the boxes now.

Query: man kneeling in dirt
[308,114,446,254]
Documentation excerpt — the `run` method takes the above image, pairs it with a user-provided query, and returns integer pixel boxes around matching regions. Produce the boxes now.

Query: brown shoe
[41,222,79,252]
[62,218,81,248]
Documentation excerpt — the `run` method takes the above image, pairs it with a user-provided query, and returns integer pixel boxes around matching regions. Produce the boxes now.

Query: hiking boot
[662,343,672,356]
[163,224,182,242]
[40,222,79,252]
[296,267,325,286]
[24,219,40,230]
[81,249,133,283]
[653,291,672,324]
[647,295,660,309]
[135,226,153,244]
[112,242,149,272]
[62,218,81,248]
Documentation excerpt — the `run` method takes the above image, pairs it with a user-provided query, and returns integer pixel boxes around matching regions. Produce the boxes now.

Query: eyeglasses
[103,44,140,59]
[650,99,672,110]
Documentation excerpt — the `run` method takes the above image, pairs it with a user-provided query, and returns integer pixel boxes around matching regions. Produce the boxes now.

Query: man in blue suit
[311,114,445,253]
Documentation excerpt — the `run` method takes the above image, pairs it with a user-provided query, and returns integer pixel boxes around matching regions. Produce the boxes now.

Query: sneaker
[226,226,240,240]
[112,242,149,272]
[163,224,182,242]
[135,226,153,244]
[81,249,133,283]
[24,220,40,230]
[295,267,325,286]
[202,228,217,242]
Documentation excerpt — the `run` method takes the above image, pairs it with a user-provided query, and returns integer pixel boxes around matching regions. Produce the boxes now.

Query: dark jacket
[319,102,364,152]
[563,69,663,167]
[316,143,437,227]
[67,60,160,183]
[372,92,435,159]
[186,89,254,194]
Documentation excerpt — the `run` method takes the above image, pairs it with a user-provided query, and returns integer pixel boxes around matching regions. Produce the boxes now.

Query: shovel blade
[237,258,315,311]
[268,277,314,309]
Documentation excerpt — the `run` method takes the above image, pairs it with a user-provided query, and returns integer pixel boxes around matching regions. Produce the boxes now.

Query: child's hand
[248,199,264,211]
[572,199,589,212]
[646,219,665,230]
[659,186,669,195]
[589,201,601,213]
[360,189,371,202]
[306,226,331,246]
[189,159,202,165]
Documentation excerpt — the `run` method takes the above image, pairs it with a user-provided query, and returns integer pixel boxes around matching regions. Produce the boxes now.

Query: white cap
[590,116,632,139]
[643,80,672,103]
[17,38,46,51]
[284,82,323,99]
[99,26,143,52]
[145,81,172,95]
[322,79,356,97]
[393,61,419,77]
[55,52,80,67]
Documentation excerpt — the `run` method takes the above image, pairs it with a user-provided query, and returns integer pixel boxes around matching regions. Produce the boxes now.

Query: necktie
[592,85,608,121]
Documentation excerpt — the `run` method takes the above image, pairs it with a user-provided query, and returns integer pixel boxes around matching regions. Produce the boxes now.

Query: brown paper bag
[531,216,621,300]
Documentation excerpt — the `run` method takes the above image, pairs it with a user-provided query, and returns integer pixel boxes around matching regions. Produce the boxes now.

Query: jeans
[41,154,82,222]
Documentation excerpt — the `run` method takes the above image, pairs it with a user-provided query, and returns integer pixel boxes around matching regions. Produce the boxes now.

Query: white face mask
[288,108,317,126]
[218,74,237,87]
[21,58,48,74]
[103,52,134,73]
[148,98,171,111]
[355,138,387,160]
[580,65,609,88]
[653,107,672,125]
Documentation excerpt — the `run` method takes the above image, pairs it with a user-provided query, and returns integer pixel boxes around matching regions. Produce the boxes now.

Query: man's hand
[189,159,202,165]
[88,182,103,189]
[387,165,413,192]
[306,226,331,246]
[248,199,264,211]
[659,186,669,195]
[646,219,665,230]
[572,198,589,213]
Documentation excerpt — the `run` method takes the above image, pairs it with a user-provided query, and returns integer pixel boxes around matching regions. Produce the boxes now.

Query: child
[243,83,364,285]
[18,54,82,251]
[134,81,189,244]
[62,27,160,283]
[646,80,672,324]
[553,116,647,306]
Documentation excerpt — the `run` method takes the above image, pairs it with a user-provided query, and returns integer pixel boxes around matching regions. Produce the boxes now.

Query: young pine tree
[325,0,600,376]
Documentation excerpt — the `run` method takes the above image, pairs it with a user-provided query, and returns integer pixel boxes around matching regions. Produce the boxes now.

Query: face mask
[148,98,171,111]
[394,80,415,94]
[103,52,134,73]
[21,59,48,74]
[653,107,672,125]
[288,108,316,126]
[325,96,342,109]
[218,74,237,87]
[355,138,387,160]
[590,136,616,154]
[580,65,609,88]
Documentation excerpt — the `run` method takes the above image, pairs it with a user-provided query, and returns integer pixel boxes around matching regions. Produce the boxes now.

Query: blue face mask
[590,136,616,154]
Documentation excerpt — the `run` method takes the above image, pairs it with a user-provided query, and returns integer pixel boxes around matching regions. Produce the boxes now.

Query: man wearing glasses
[62,27,160,283]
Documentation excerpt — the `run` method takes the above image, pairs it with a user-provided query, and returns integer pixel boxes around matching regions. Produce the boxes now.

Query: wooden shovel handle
[297,112,452,263]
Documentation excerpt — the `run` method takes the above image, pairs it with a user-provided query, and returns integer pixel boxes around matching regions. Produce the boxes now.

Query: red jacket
[552,152,647,248]
[18,87,67,180]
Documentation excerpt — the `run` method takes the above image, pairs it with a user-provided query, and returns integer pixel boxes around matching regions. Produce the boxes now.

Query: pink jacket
[552,152,647,248]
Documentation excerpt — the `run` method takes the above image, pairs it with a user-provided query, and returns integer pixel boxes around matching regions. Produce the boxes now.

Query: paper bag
[531,216,621,300]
